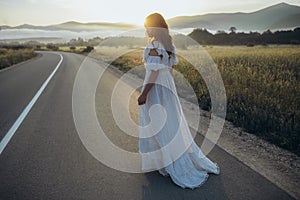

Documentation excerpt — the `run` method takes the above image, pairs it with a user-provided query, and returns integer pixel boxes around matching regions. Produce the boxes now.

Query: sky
[0,0,300,26]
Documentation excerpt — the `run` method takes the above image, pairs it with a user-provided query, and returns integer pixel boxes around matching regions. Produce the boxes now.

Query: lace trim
[213,162,221,175]
[157,158,220,189]
[183,173,209,190]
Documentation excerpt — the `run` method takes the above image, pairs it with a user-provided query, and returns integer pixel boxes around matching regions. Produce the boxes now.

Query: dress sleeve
[142,41,170,71]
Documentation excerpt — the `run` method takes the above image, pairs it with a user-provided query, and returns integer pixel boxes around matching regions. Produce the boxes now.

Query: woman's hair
[144,13,175,55]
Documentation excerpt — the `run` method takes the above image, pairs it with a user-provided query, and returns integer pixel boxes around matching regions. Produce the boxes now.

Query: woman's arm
[138,70,159,105]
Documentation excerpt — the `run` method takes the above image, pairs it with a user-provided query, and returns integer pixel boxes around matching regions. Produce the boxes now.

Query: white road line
[0,53,63,155]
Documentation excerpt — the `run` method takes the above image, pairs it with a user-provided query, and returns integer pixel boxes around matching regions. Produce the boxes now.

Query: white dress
[139,41,220,189]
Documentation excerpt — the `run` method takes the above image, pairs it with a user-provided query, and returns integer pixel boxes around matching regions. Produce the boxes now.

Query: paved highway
[0,52,295,200]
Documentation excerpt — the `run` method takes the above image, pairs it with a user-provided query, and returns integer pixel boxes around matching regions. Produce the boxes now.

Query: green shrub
[69,46,76,51]
[46,43,59,51]
[82,46,94,53]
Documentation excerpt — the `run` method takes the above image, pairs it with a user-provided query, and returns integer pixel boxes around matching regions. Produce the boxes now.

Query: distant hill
[167,2,300,32]
[0,21,138,32]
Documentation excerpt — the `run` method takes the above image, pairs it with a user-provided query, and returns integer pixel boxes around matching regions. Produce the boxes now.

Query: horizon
[1,1,300,26]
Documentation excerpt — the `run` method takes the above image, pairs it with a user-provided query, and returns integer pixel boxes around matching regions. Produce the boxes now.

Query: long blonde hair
[144,13,175,55]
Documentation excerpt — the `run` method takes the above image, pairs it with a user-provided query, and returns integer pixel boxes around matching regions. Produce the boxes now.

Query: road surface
[0,52,295,200]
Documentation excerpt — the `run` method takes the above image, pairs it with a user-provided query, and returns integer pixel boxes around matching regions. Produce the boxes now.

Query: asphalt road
[0,52,295,200]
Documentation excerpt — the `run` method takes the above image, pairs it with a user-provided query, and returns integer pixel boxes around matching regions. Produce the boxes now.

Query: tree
[263,29,272,35]
[216,30,226,34]
[229,26,237,34]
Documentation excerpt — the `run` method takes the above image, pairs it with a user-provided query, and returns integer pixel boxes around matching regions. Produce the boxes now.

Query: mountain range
[1,2,299,33]
[167,2,300,31]
[0,21,137,32]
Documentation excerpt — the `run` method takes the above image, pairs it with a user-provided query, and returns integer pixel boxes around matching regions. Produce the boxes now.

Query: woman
[138,13,220,189]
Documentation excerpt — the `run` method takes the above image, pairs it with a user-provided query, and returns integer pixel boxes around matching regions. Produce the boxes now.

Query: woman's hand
[138,70,158,105]
[138,94,147,105]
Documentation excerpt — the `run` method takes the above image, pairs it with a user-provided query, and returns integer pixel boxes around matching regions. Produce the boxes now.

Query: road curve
[0,51,295,200]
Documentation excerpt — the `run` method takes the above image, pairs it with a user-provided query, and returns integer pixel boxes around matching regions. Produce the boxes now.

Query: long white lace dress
[139,41,220,189]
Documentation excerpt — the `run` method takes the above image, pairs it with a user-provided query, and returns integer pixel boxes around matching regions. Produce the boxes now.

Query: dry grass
[0,48,36,69]
[88,45,300,155]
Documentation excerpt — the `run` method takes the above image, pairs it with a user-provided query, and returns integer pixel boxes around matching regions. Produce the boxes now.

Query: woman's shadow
[142,169,228,200]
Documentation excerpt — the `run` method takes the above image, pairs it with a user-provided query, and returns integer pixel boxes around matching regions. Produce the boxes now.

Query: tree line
[1,27,300,51]
[188,27,300,46]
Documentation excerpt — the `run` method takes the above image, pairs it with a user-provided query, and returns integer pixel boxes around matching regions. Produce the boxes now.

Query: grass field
[88,45,300,156]
[0,48,36,70]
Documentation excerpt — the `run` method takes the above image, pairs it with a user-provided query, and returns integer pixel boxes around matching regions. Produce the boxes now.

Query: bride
[138,13,220,189]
